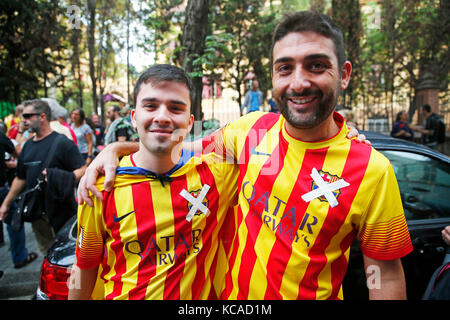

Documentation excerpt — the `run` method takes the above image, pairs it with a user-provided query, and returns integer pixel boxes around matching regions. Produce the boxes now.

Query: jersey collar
[116,149,195,178]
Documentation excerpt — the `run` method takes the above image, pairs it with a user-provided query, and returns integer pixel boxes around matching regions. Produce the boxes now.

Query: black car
[343,131,450,300]
[36,131,450,300]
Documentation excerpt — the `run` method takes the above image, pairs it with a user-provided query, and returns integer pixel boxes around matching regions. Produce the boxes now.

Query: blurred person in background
[0,99,86,254]
[412,104,446,153]
[391,110,414,141]
[42,98,74,142]
[242,79,263,114]
[71,108,93,165]
[90,113,105,152]
[5,105,24,140]
[104,105,137,145]
[0,120,37,268]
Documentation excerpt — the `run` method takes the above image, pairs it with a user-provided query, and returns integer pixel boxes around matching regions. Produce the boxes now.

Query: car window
[381,150,450,220]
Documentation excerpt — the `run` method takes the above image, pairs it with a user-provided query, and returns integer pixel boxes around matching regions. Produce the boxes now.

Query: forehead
[136,81,191,106]
[273,31,338,65]
[23,105,35,112]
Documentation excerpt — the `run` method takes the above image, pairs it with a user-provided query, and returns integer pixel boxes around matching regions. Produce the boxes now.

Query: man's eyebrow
[273,56,294,65]
[273,53,332,65]
[140,97,187,106]
[304,53,332,61]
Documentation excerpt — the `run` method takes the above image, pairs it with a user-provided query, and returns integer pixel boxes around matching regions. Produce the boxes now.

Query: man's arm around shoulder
[69,196,104,300]
[363,255,407,300]
[68,257,99,300]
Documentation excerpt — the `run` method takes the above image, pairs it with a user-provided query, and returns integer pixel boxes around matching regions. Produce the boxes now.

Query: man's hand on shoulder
[347,127,370,145]
[77,141,139,206]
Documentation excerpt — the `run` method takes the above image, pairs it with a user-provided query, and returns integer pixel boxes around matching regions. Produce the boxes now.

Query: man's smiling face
[272,31,351,130]
[132,80,193,156]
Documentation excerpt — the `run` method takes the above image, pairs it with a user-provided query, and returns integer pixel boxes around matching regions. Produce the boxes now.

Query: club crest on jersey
[187,189,209,215]
[313,170,341,201]
[180,184,211,221]
[301,168,350,208]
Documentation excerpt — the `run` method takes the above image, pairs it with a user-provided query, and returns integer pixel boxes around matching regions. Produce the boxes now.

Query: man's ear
[340,61,352,90]
[131,109,137,130]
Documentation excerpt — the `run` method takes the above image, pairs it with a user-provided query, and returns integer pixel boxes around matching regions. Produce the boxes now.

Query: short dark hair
[133,64,193,107]
[271,10,346,70]
[22,99,51,122]
[422,104,431,113]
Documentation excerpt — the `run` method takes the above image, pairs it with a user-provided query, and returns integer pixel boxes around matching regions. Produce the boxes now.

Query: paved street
[0,222,43,300]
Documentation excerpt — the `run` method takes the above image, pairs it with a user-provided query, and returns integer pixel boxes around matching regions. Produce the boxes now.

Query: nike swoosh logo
[113,209,136,223]
[250,147,272,157]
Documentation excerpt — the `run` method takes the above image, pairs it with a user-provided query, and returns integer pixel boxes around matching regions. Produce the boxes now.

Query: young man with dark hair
[79,11,412,300]
[69,64,238,300]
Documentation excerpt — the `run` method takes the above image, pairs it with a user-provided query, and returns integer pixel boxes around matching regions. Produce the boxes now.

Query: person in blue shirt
[391,110,414,141]
[242,79,263,114]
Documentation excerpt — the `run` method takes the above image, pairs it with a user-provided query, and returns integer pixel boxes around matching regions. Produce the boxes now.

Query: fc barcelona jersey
[76,151,238,300]
[208,111,413,300]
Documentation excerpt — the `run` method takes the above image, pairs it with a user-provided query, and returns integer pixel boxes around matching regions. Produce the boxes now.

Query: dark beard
[275,88,338,130]
[30,121,41,133]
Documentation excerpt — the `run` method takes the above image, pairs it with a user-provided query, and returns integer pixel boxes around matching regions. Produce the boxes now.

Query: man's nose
[290,68,312,93]
[153,105,171,124]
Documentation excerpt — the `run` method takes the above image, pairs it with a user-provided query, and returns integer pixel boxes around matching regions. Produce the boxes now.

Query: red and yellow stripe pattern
[210,111,413,300]
[76,153,238,300]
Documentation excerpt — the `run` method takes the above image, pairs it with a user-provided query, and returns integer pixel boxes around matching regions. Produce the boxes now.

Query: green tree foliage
[0,0,67,104]
[0,0,446,125]
[331,0,363,108]
[361,0,448,121]
[138,0,184,63]
[210,0,276,113]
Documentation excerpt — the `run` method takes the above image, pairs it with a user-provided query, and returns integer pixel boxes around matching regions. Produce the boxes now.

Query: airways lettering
[243,180,318,247]
[124,229,202,265]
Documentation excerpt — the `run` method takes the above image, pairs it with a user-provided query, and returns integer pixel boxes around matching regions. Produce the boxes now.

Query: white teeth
[291,97,314,104]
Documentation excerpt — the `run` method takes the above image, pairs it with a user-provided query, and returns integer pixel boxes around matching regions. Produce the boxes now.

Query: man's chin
[281,107,320,129]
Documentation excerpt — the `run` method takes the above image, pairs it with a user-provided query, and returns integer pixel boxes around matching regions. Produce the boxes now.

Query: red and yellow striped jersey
[208,111,413,300]
[76,151,238,300]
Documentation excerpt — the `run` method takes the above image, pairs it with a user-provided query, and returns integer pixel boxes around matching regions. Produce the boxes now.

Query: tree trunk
[126,0,131,103]
[87,0,97,112]
[181,0,209,125]
[71,26,83,109]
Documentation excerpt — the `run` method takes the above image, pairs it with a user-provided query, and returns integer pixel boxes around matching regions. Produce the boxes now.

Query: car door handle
[412,187,430,192]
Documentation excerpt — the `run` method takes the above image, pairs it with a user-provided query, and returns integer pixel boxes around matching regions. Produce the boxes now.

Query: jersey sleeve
[76,197,105,269]
[219,161,239,208]
[201,112,264,162]
[357,163,413,260]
